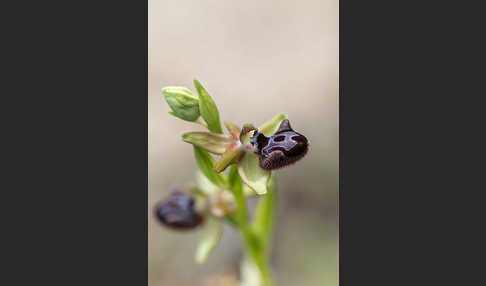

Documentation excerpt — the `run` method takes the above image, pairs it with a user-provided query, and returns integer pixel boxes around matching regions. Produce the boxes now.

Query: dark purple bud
[154,189,203,230]
[251,120,309,170]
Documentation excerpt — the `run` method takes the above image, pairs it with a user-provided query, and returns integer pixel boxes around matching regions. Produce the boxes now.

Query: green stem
[252,174,276,253]
[250,174,276,286]
[229,165,276,286]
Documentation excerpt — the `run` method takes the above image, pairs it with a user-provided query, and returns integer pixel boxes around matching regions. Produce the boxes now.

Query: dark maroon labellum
[251,119,309,170]
[154,189,203,230]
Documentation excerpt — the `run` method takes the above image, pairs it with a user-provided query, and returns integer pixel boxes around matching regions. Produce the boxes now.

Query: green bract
[195,216,223,264]
[196,170,219,195]
[193,79,223,134]
[162,86,200,121]
[193,146,228,190]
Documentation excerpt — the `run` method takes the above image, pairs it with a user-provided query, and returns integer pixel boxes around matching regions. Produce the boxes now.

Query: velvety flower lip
[251,119,309,170]
[155,189,203,230]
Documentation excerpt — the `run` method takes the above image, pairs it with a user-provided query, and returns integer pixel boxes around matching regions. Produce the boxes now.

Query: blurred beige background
[149,0,338,285]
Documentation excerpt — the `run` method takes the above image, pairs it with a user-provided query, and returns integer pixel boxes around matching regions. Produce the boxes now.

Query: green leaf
[195,216,223,264]
[193,79,223,134]
[162,86,200,121]
[258,113,288,136]
[182,132,233,155]
[237,153,271,195]
[193,146,227,189]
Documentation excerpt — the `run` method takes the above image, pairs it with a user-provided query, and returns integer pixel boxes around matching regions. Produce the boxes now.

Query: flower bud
[250,119,309,170]
[162,86,200,121]
[155,188,203,230]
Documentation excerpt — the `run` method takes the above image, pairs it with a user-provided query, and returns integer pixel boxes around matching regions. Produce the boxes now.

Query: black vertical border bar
[4,0,150,283]
[340,0,385,284]
[5,0,150,284]
[339,0,439,284]
[339,48,343,286]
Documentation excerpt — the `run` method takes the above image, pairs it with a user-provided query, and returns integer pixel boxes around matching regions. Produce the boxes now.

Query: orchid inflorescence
[154,79,309,285]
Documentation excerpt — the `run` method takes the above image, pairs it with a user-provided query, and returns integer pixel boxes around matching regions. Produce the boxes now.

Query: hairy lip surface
[251,119,309,170]
[155,191,203,230]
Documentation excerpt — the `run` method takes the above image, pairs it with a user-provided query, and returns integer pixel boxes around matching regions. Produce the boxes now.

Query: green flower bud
[162,86,200,121]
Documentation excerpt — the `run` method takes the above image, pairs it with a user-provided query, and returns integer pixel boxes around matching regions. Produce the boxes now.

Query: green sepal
[182,132,233,155]
[237,152,271,195]
[258,113,288,136]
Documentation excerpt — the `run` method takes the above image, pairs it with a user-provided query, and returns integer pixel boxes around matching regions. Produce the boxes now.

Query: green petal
[224,121,241,139]
[237,153,271,195]
[193,146,228,190]
[193,79,223,134]
[195,216,223,264]
[162,87,200,121]
[182,132,233,155]
[214,144,245,173]
[258,113,288,136]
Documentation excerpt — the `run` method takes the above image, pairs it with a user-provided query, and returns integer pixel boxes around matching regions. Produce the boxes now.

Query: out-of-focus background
[149,0,338,285]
